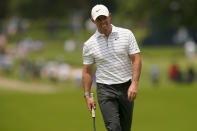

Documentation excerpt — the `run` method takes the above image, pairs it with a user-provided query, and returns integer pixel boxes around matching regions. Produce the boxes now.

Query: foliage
[115,0,197,29]
[1,0,196,32]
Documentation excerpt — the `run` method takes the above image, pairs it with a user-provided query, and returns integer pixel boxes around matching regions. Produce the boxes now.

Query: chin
[102,26,108,30]
[101,28,107,33]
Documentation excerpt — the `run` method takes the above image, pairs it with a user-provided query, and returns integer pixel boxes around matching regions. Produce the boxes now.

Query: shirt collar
[95,24,118,38]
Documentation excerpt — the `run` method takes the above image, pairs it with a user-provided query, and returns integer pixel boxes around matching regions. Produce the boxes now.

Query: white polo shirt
[83,25,140,84]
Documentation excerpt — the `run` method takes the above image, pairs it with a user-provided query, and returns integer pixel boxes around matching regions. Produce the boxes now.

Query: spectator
[169,64,182,82]
[46,18,57,38]
[184,40,196,59]
[0,33,7,54]
[186,67,195,83]
[64,39,76,52]
[150,64,160,84]
[7,16,19,35]
[85,18,96,33]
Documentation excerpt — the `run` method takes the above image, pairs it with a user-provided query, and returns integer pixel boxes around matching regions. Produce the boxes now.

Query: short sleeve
[83,43,94,65]
[128,31,140,55]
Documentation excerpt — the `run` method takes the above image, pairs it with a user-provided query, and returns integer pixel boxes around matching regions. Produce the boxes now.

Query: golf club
[91,93,96,131]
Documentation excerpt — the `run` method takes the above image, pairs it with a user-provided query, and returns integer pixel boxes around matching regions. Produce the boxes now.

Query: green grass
[133,86,197,131]
[0,84,197,131]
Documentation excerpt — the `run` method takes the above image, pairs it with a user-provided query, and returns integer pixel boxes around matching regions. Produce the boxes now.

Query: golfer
[82,4,142,131]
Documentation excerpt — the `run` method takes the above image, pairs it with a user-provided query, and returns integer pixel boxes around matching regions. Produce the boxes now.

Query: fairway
[0,82,197,131]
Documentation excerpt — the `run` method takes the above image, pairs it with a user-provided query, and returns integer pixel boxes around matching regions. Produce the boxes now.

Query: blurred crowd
[0,34,83,84]
[149,32,197,85]
[0,16,197,86]
[150,63,196,85]
[0,16,96,84]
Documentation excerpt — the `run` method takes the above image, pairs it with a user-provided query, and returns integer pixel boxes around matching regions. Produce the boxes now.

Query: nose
[100,18,105,24]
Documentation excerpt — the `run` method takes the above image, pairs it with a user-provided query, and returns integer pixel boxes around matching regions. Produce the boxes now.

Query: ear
[108,13,112,19]
[91,18,96,24]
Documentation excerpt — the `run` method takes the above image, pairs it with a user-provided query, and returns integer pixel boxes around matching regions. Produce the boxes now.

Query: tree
[116,0,197,30]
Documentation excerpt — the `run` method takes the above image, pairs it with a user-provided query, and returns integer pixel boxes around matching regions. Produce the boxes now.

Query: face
[91,13,111,33]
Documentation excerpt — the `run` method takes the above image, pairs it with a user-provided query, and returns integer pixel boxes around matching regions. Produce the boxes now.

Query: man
[82,4,141,131]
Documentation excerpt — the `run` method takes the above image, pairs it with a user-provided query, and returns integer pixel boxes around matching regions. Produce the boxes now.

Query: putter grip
[91,93,95,118]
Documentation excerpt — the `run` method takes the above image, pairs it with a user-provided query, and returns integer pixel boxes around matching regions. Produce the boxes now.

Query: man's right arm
[82,64,96,113]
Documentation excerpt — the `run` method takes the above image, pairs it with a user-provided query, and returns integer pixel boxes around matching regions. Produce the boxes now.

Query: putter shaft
[93,117,96,131]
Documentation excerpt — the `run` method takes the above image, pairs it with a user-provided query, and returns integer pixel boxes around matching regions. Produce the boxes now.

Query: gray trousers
[96,80,134,131]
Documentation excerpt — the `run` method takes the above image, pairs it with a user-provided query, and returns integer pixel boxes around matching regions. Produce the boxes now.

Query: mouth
[101,24,107,28]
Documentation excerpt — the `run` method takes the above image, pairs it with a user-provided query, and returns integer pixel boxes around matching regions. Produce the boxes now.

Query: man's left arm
[128,53,142,101]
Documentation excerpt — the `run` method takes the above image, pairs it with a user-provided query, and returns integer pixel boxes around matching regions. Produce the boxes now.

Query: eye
[96,17,101,22]
[96,16,107,22]
[102,16,107,20]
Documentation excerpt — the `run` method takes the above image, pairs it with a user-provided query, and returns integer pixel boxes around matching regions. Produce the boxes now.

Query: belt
[97,79,131,87]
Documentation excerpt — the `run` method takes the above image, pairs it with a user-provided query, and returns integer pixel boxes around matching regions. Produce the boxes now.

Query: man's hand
[85,96,96,113]
[128,84,138,102]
